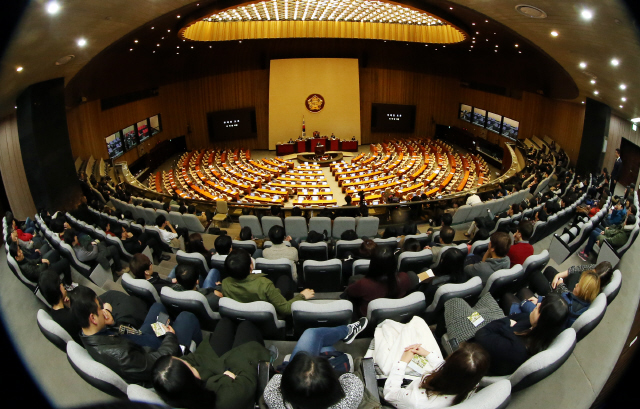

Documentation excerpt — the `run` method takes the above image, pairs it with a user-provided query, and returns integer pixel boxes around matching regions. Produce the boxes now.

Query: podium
[315,143,326,156]
[309,138,327,152]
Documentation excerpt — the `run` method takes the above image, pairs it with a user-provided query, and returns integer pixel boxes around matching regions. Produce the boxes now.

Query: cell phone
[157,312,170,326]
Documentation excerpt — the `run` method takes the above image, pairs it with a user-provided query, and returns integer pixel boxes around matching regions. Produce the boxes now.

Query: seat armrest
[361,357,380,404]
[256,361,271,404]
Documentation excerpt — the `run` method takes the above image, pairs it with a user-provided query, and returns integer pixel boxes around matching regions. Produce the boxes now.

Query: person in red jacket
[508,221,534,268]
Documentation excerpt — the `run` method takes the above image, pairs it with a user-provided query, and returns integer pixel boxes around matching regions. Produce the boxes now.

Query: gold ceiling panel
[180,0,466,43]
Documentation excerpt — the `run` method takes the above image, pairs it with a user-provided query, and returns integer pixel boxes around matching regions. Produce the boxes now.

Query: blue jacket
[561,292,591,327]
[608,208,627,225]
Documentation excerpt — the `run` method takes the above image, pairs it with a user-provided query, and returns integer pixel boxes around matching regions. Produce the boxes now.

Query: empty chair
[602,269,622,304]
[467,202,488,222]
[335,239,363,259]
[355,216,379,238]
[303,259,342,292]
[121,273,161,307]
[160,287,220,331]
[261,216,284,237]
[143,207,157,226]
[168,211,186,228]
[127,384,168,406]
[66,341,129,398]
[211,200,229,228]
[232,240,258,257]
[490,218,511,234]
[469,238,490,256]
[332,217,356,239]
[239,215,264,238]
[423,276,483,325]
[255,258,296,284]
[284,216,308,241]
[480,265,525,299]
[183,213,206,233]
[308,217,332,237]
[529,221,548,244]
[298,242,329,261]
[572,293,607,342]
[133,205,146,222]
[104,235,134,260]
[451,205,472,225]
[365,292,426,337]
[218,298,286,340]
[37,309,73,352]
[397,248,433,273]
[479,328,576,392]
[291,300,353,338]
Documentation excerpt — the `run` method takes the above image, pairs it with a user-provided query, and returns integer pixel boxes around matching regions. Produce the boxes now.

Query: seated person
[221,249,314,317]
[72,286,202,386]
[120,222,170,263]
[529,261,613,297]
[9,229,48,259]
[340,195,359,217]
[473,293,569,376]
[39,270,82,344]
[579,214,636,261]
[63,228,126,276]
[417,248,467,307]
[263,320,369,409]
[601,199,627,227]
[343,247,417,318]
[9,242,74,287]
[463,232,511,285]
[153,318,275,409]
[263,225,299,263]
[400,238,421,253]
[173,264,223,311]
[507,221,534,268]
[130,253,174,294]
[188,205,209,228]
[425,226,456,268]
[340,229,359,241]
[466,228,490,254]
[155,215,188,249]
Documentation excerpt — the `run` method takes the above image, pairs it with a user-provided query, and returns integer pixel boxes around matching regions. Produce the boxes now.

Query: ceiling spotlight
[77,38,87,47]
[168,29,171,32]
[16,66,23,72]
[151,27,154,29]
[134,40,138,43]
[579,62,587,68]
[611,58,619,66]
[550,31,558,37]
[518,51,522,54]
[14,106,17,109]
[620,84,627,90]
[590,79,596,84]
[472,23,475,25]
[157,43,160,47]
[581,9,593,20]
[582,101,585,104]
[594,90,599,95]
[495,45,498,47]
[485,20,488,22]
[177,15,181,18]
[129,48,133,51]
[191,46,194,48]
[631,118,640,122]
[46,1,61,15]
[515,44,519,47]
[620,105,624,108]
[622,97,627,102]
[153,51,155,53]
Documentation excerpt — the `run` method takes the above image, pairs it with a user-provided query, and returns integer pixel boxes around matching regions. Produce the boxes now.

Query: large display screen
[371,103,416,133]
[471,108,487,127]
[459,104,472,122]
[106,132,123,159]
[502,117,519,140]
[486,112,502,134]
[207,108,257,142]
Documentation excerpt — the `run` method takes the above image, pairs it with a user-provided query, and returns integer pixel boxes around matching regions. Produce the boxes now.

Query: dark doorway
[618,138,640,188]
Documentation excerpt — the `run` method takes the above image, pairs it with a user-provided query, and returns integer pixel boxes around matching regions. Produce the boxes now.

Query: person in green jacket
[221,248,315,316]
[153,318,276,409]
[597,214,636,249]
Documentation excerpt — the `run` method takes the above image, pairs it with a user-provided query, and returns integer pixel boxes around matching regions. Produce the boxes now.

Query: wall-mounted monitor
[106,132,123,159]
[459,104,472,122]
[137,119,150,142]
[471,108,487,127]
[371,103,416,133]
[149,114,162,136]
[486,112,502,134]
[122,125,138,151]
[207,108,257,141]
[502,117,519,140]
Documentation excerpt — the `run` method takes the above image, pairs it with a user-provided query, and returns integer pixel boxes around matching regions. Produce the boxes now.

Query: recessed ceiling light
[191,46,194,48]
[631,118,640,122]
[550,31,558,37]
[151,27,154,29]
[515,44,519,47]
[485,20,488,22]
[46,1,60,15]
[594,90,599,95]
[620,105,624,108]
[579,62,587,68]
[162,37,165,40]
[476,32,479,34]
[518,51,522,54]
[157,43,160,47]
[134,40,138,43]
[129,48,133,51]
[77,38,87,47]
[611,58,619,66]
[620,84,627,90]
[494,50,497,52]
[209,45,212,48]
[590,79,596,84]
[153,51,156,53]
[581,9,593,20]
[177,15,181,18]
[581,101,585,104]
[16,66,23,72]
[472,23,475,25]
[168,29,171,32]
[14,106,17,109]
[622,97,627,102]
[449,7,453,10]
[177,46,180,48]
[495,45,498,47]
[471,46,473,48]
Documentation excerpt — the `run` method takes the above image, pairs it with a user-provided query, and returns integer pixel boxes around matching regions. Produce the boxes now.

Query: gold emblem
[305,94,325,113]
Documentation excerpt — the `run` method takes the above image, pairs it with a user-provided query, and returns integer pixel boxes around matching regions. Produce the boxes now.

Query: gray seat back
[105,235,134,259]
[160,287,220,331]
[373,237,398,253]
[450,379,511,409]
[176,250,210,281]
[239,215,264,238]
[232,240,258,257]
[210,254,228,278]
[521,250,550,285]
[572,293,607,342]
[299,242,329,261]
[356,217,379,238]
[366,292,426,336]
[66,341,129,398]
[352,259,371,276]
[168,211,186,229]
[469,238,490,256]
[261,216,284,237]
[121,273,161,306]
[603,269,622,304]
[291,300,353,338]
[424,276,483,324]
[37,309,73,352]
[404,233,431,247]
[143,208,157,226]
[451,205,472,224]
[397,248,433,273]
[127,384,168,406]
[303,259,342,292]
[183,213,205,233]
[335,239,363,259]
[218,298,286,339]
[332,217,356,239]
[284,216,308,241]
[308,217,332,237]
[6,253,38,289]
[255,257,296,284]
[480,264,525,298]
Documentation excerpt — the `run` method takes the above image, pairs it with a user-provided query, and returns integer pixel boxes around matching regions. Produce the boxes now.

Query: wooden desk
[297,187,332,195]
[278,176,326,182]
[256,188,289,198]
[296,140,307,152]
[276,143,296,156]
[342,175,395,192]
[271,181,329,189]
[328,139,340,151]
[244,195,285,205]
[273,157,294,169]
[341,140,358,152]
[345,180,402,195]
[338,171,383,184]
[351,153,365,163]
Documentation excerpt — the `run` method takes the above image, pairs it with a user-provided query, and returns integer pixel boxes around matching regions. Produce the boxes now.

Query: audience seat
[397,248,433,273]
[176,250,211,283]
[58,242,113,287]
[335,239,363,259]
[212,200,229,228]
[332,217,356,239]
[520,250,550,287]
[469,238,490,256]
[6,253,38,290]
[355,217,379,238]
[373,237,398,253]
[308,217,332,237]
[451,205,472,225]
[602,269,622,304]
[284,216,307,241]
[352,259,370,277]
[403,232,431,247]
[261,216,284,237]
[302,259,342,292]
[254,258,296,285]
[232,240,259,258]
[66,340,129,398]
[595,223,640,267]
[451,379,511,409]
[480,265,524,299]
[126,384,168,406]
[183,213,206,233]
[218,298,286,340]
[168,211,186,229]
[121,273,161,307]
[364,292,426,337]
[298,242,328,261]
[291,300,353,339]
[160,287,220,331]
[37,309,73,352]
[423,276,483,325]
[572,293,607,342]
[239,215,264,238]
[143,208,157,226]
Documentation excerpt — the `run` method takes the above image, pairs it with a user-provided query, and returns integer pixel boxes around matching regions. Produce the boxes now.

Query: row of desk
[275,138,358,156]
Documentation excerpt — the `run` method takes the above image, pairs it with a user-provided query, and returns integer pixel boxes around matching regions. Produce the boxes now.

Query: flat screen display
[122,125,138,151]
[106,132,123,159]
[459,104,472,122]
[487,112,502,134]
[471,108,487,127]
[502,117,519,140]
[137,119,150,142]
[371,103,416,133]
[149,114,162,136]
[207,108,257,141]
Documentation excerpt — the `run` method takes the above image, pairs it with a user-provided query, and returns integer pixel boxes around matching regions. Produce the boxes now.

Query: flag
[302,116,306,137]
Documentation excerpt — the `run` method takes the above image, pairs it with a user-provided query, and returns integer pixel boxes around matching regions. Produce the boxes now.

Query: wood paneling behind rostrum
[67,66,584,164]
[605,115,638,178]
[0,114,37,220]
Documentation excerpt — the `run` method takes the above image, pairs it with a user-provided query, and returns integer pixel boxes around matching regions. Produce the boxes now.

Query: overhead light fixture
[151,27,155,29]
[550,31,558,37]
[579,62,587,68]
[581,101,585,104]
[620,105,624,108]
[77,38,87,47]
[620,84,627,90]
[631,118,640,123]
[622,97,627,102]
[134,40,138,43]
[177,15,181,18]
[515,44,518,47]
[594,90,599,95]
[16,66,23,72]
[611,58,619,66]
[129,48,133,51]
[46,1,61,15]
[634,124,638,131]
[590,79,596,84]
[581,9,593,20]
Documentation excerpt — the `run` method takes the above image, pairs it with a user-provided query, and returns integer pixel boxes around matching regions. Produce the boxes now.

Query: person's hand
[300,289,315,300]
[528,297,538,305]
[423,245,431,250]
[35,248,41,254]
[63,295,71,307]
[42,259,50,265]
[404,344,430,357]
[284,235,292,242]
[551,276,564,289]
[400,350,415,363]
[214,290,224,298]
[102,308,115,326]
[164,325,175,334]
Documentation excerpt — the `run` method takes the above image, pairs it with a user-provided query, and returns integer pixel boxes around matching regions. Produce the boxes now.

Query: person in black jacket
[9,242,73,287]
[71,286,202,386]
[610,148,622,194]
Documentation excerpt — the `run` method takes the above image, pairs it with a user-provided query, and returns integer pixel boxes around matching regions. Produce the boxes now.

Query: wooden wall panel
[0,114,37,220]
[67,65,585,166]
[605,115,640,184]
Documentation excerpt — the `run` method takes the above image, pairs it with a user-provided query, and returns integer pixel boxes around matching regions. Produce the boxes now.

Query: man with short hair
[221,249,314,317]
[63,228,126,276]
[263,225,299,264]
[507,221,534,268]
[72,286,201,386]
[173,264,223,311]
[425,226,456,268]
[610,148,622,194]
[9,242,74,288]
[129,253,174,294]
[464,231,512,284]
[465,190,482,206]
